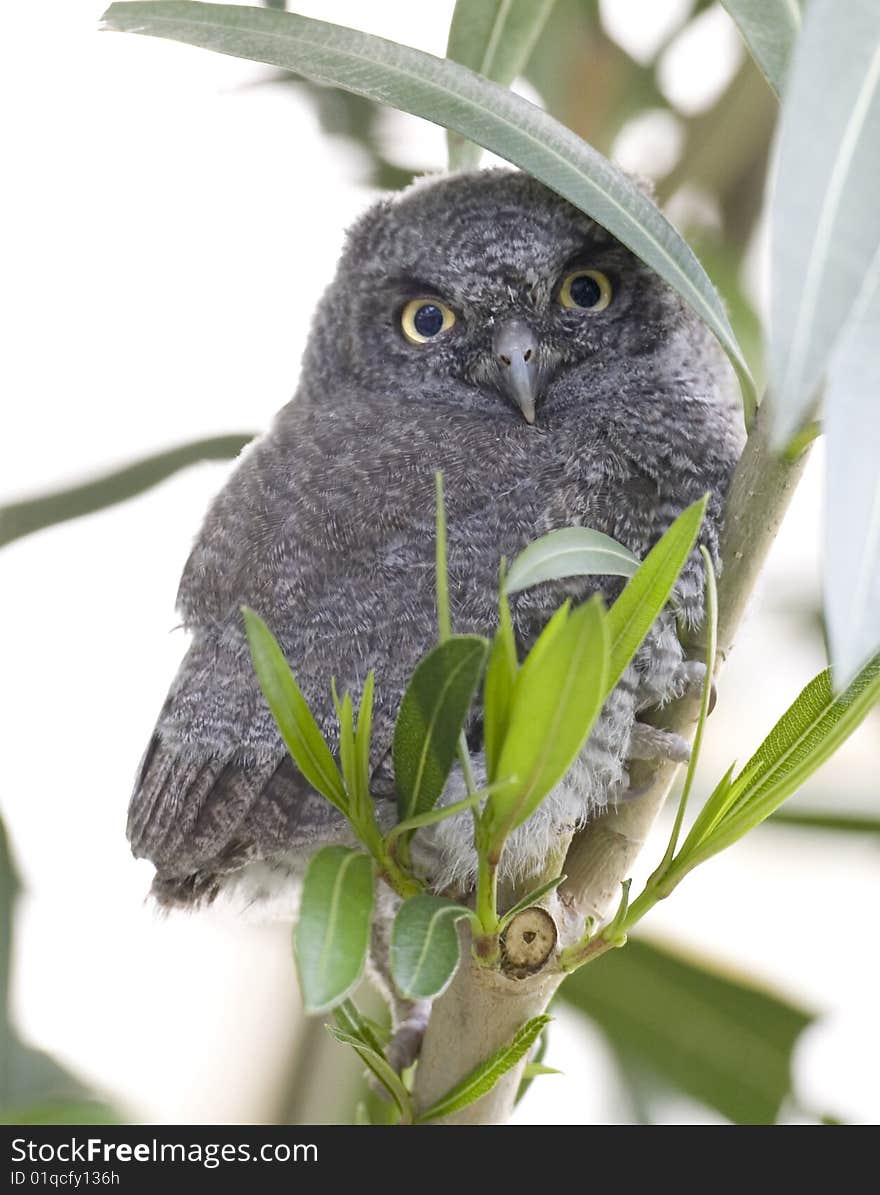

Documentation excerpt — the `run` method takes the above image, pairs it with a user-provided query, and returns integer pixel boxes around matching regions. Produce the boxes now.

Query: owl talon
[367,1002,431,1099]
[628,722,691,764]
[676,660,717,714]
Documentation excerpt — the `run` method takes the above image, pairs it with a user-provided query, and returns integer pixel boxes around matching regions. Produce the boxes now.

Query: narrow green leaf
[294,847,374,1013]
[101,2,754,408]
[326,1027,413,1122]
[334,686,357,802]
[720,0,800,97]
[824,251,880,687]
[497,875,565,932]
[606,496,708,695]
[393,634,489,821]
[355,670,375,820]
[677,762,738,858]
[504,526,639,595]
[521,1062,560,1079]
[334,999,389,1057]
[416,1014,550,1123]
[684,654,880,866]
[243,608,347,811]
[391,895,472,1000]
[483,631,517,784]
[386,786,488,844]
[0,433,253,550]
[446,0,557,169]
[487,597,608,846]
[768,0,880,444]
[560,938,812,1126]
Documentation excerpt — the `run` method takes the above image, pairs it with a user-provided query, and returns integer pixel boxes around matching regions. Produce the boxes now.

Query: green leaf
[416,1014,550,1123]
[243,607,347,812]
[504,526,639,595]
[294,847,374,1013]
[0,433,253,551]
[720,0,800,97]
[354,670,375,821]
[390,895,472,1000]
[393,634,489,821]
[446,0,557,169]
[824,254,880,687]
[768,0,880,445]
[487,597,608,847]
[327,1027,413,1123]
[332,684,357,802]
[334,999,389,1057]
[483,587,519,783]
[101,2,754,410]
[606,496,708,695]
[560,938,812,1125]
[682,654,880,867]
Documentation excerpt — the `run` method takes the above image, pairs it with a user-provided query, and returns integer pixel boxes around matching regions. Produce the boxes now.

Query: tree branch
[412,399,813,1125]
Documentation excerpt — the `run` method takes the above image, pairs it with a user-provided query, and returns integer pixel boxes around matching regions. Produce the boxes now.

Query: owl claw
[676,659,717,714]
[628,722,691,764]
[368,1001,432,1099]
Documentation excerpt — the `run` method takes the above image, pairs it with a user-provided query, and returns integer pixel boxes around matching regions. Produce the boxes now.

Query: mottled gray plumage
[129,168,743,911]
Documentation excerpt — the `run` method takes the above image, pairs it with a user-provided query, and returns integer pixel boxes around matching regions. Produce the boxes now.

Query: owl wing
[127,400,437,902]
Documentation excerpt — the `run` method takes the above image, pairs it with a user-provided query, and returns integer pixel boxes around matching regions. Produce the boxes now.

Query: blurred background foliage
[2,0,877,1126]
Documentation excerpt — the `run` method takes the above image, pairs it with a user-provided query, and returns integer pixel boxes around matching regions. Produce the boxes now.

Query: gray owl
[129,168,744,915]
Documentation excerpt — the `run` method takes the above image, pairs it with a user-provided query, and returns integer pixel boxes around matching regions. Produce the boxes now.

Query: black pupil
[569,274,602,308]
[413,303,445,337]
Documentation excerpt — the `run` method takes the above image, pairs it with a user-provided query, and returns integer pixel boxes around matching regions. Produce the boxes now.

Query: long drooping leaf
[243,608,348,811]
[391,895,472,1000]
[393,635,489,821]
[487,598,608,848]
[446,0,557,169]
[101,2,754,408]
[768,0,880,445]
[680,654,880,867]
[770,809,880,834]
[824,251,880,687]
[295,847,374,1013]
[560,938,812,1125]
[0,433,252,550]
[504,526,639,595]
[720,0,801,97]
[416,1014,550,1123]
[605,497,708,695]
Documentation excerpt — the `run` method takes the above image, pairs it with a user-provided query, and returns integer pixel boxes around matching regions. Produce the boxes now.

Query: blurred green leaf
[391,895,471,1000]
[679,654,880,869]
[243,607,348,812]
[606,496,708,694]
[768,0,880,444]
[295,847,374,1013]
[770,809,880,834]
[354,670,376,824]
[446,0,557,169]
[504,526,639,595]
[416,1014,550,1123]
[487,597,608,847]
[824,256,880,687]
[560,938,812,1125]
[101,2,755,410]
[0,434,252,550]
[393,635,489,821]
[720,0,800,96]
[1,1101,120,1126]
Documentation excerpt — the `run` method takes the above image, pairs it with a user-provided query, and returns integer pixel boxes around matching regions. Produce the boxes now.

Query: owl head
[301,168,723,427]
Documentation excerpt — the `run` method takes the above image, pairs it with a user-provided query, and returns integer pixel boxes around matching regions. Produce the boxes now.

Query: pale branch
[412,400,813,1125]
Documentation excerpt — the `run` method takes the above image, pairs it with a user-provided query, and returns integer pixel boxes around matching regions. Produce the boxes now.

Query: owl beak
[493,319,540,425]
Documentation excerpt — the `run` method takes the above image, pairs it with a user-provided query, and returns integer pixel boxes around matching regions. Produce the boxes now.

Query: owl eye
[558,269,613,312]
[401,298,456,344]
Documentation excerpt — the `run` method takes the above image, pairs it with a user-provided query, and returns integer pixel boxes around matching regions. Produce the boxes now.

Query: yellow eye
[558,269,613,312]
[401,298,456,344]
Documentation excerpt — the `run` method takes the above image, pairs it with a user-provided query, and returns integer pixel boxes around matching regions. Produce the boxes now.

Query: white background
[1,1,878,1124]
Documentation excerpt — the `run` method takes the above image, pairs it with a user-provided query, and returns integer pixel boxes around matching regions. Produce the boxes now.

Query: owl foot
[628,722,691,764]
[386,1001,432,1074]
[675,659,717,714]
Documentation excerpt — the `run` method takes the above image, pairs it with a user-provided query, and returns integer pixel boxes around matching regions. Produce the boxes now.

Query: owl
[129,168,744,915]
